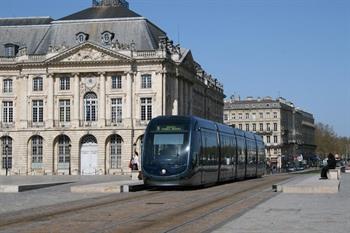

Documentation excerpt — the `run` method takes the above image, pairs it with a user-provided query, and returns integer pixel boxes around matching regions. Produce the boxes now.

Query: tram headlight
[161,169,167,175]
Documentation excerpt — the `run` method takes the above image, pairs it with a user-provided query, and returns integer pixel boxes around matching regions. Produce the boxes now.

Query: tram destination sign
[157,125,184,132]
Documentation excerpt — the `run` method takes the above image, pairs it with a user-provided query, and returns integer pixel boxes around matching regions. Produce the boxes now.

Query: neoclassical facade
[0,0,224,176]
[224,96,316,169]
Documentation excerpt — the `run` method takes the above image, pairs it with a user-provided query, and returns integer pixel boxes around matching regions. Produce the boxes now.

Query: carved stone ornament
[63,48,115,62]
[84,77,97,88]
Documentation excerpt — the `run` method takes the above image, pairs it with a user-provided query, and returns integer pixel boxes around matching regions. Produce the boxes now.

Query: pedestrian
[131,152,139,171]
[320,153,336,179]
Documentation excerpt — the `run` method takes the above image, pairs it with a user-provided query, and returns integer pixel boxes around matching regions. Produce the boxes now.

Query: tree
[315,122,350,160]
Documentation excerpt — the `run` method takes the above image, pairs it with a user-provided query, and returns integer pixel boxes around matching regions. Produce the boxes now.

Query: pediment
[46,42,132,64]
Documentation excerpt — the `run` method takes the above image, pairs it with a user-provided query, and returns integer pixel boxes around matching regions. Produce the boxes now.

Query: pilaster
[98,72,106,127]
[73,73,80,127]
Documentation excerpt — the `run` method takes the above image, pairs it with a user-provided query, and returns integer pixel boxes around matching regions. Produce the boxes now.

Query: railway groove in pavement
[0,174,292,233]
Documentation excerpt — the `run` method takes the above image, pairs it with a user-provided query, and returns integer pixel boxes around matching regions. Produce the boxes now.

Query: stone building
[224,96,316,169]
[0,0,224,176]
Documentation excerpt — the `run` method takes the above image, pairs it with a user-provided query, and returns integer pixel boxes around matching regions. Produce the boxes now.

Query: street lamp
[68,144,72,175]
[5,144,9,176]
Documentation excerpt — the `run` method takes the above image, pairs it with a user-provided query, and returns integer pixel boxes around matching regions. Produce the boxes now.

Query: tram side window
[257,142,266,166]
[201,131,218,166]
[230,137,237,165]
[236,136,246,166]
[220,135,232,165]
[247,140,257,165]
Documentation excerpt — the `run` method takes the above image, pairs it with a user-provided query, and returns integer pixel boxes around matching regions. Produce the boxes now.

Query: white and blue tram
[141,116,266,186]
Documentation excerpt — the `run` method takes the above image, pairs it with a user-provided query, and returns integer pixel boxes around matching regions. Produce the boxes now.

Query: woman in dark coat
[320,153,336,179]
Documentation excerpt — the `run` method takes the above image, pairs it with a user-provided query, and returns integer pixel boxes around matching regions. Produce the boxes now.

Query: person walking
[131,152,140,171]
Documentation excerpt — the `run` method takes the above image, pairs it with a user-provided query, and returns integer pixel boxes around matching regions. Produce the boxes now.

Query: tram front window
[154,134,187,162]
[143,119,190,176]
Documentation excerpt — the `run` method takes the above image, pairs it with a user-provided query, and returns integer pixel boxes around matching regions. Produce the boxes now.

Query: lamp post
[68,144,72,175]
[5,144,9,176]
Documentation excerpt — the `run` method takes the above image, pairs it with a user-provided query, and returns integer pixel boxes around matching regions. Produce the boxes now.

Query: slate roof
[0,17,53,26]
[0,5,166,56]
[59,6,141,21]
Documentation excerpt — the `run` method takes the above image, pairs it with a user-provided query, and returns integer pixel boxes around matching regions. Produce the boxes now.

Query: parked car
[286,166,296,172]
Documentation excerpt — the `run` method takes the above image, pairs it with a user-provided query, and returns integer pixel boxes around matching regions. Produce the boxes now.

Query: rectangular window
[259,123,263,131]
[267,136,271,143]
[252,113,256,120]
[259,112,263,119]
[3,79,12,93]
[224,114,228,121]
[33,77,43,91]
[2,101,13,123]
[245,113,249,119]
[274,123,278,131]
[273,112,278,118]
[32,100,43,123]
[60,77,70,90]
[252,123,256,131]
[5,46,14,57]
[238,113,243,120]
[232,114,236,119]
[274,136,278,143]
[59,100,70,122]
[140,98,152,121]
[239,124,242,130]
[141,74,152,88]
[245,124,249,131]
[266,123,271,131]
[112,75,122,89]
[266,112,270,119]
[111,98,123,123]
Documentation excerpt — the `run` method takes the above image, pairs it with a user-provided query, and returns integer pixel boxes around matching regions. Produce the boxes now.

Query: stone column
[73,73,80,127]
[99,72,106,127]
[172,76,179,115]
[47,74,54,127]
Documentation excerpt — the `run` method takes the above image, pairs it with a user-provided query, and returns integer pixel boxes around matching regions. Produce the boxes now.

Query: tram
[141,116,266,186]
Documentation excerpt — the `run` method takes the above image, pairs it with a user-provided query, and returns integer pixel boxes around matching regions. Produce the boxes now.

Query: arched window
[32,136,43,168]
[110,135,122,169]
[2,137,12,169]
[81,134,98,144]
[58,135,70,164]
[101,31,114,45]
[76,32,89,43]
[84,92,98,122]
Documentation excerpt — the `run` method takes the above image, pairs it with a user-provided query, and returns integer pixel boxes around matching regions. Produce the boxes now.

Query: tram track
[0,174,292,233]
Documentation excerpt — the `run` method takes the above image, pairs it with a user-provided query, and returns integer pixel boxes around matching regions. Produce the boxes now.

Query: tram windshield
[143,119,190,175]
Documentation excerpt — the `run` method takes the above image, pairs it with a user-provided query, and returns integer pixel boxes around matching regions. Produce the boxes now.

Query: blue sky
[1,0,349,136]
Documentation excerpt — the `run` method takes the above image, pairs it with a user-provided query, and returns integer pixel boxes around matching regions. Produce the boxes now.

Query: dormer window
[101,31,114,45]
[4,44,19,57]
[76,32,89,44]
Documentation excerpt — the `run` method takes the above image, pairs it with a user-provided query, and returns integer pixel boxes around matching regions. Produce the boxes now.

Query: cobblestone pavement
[0,175,130,214]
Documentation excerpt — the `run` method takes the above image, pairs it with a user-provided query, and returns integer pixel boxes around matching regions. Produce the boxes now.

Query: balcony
[27,121,45,128]
[53,121,71,128]
[79,120,98,127]
[0,122,15,129]
[105,120,124,127]
[135,119,149,127]
[257,130,273,136]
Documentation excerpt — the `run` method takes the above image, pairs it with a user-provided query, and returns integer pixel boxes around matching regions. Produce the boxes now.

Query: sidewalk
[213,173,350,233]
[0,175,130,214]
